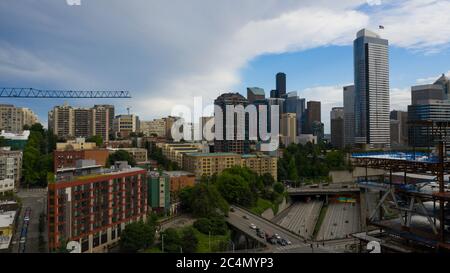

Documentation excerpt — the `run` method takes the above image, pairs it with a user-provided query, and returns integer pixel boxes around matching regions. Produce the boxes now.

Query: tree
[194,216,227,235]
[0,136,6,147]
[287,157,299,181]
[273,182,285,194]
[86,135,103,147]
[120,221,155,253]
[107,150,136,167]
[179,183,229,217]
[216,172,255,207]
[161,228,181,253]
[180,227,198,253]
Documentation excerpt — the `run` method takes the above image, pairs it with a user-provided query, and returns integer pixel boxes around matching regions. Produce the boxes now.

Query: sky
[0,0,450,133]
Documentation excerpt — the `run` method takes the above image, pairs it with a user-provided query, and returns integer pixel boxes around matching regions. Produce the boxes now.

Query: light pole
[161,234,165,253]
[230,240,235,253]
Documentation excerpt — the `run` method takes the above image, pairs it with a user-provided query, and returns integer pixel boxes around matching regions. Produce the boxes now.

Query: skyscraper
[408,74,450,150]
[247,87,265,104]
[331,107,345,149]
[276,72,286,98]
[304,101,321,134]
[343,85,355,147]
[284,92,305,135]
[354,28,390,149]
[214,93,250,154]
[280,113,296,147]
[390,110,408,147]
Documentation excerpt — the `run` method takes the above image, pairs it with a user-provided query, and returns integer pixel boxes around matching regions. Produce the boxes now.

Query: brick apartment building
[48,161,147,252]
[53,149,109,172]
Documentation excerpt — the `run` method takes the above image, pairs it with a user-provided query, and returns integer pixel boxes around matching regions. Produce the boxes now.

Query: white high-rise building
[354,29,390,149]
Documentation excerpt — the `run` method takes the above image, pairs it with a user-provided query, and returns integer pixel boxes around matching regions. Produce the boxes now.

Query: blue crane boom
[0,88,131,98]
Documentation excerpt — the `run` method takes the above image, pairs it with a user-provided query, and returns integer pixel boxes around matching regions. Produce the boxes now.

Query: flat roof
[0,211,16,227]
[186,152,239,157]
[352,151,439,163]
[163,171,195,177]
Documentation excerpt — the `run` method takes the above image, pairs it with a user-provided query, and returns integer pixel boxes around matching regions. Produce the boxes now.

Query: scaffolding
[351,121,450,252]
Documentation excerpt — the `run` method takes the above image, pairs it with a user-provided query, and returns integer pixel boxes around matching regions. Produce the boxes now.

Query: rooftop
[186,152,239,157]
[352,151,439,163]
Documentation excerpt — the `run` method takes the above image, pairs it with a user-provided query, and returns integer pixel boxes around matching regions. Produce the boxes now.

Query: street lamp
[161,234,165,253]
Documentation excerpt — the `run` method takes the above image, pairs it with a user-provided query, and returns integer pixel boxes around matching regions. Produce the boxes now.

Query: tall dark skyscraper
[304,101,321,134]
[354,29,390,149]
[276,72,286,98]
[343,85,355,147]
[214,93,250,154]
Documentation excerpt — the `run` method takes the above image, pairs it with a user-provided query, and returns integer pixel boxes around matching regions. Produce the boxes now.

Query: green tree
[86,135,103,147]
[107,150,137,167]
[180,227,198,253]
[179,183,229,217]
[273,182,285,194]
[0,136,6,147]
[161,228,181,253]
[287,157,299,181]
[216,172,255,207]
[120,221,155,253]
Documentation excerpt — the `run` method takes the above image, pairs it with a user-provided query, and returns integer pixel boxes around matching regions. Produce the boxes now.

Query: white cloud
[416,70,450,84]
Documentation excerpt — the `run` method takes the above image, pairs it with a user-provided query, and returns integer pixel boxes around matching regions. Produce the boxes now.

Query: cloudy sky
[1,0,450,133]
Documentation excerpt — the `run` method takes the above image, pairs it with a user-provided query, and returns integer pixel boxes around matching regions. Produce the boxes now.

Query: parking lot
[11,188,47,253]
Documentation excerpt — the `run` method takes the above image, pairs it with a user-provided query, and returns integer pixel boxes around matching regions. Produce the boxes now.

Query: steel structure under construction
[351,121,450,252]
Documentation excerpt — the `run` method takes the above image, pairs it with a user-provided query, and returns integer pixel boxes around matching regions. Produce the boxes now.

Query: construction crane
[0,88,131,98]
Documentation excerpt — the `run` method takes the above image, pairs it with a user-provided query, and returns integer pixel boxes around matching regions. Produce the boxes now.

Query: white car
[19,237,26,244]
[24,216,30,221]
[249,223,257,229]
[286,240,292,245]
[274,234,281,240]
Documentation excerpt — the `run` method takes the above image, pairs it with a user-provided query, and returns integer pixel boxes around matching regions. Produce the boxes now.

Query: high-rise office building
[284,92,305,136]
[214,93,249,154]
[0,104,38,133]
[304,101,321,134]
[408,74,450,150]
[280,113,297,147]
[354,29,390,149]
[276,72,286,98]
[390,110,408,147]
[331,107,345,149]
[343,85,355,147]
[247,87,265,104]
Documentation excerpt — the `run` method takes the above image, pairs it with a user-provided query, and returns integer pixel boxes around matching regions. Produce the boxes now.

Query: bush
[193,216,227,236]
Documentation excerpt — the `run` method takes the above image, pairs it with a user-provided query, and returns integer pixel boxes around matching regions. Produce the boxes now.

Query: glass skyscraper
[354,29,390,149]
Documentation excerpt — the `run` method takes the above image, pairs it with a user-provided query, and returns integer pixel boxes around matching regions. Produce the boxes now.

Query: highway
[227,206,332,253]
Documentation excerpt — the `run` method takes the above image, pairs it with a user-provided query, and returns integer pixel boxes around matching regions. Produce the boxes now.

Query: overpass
[226,206,331,253]
[287,185,360,196]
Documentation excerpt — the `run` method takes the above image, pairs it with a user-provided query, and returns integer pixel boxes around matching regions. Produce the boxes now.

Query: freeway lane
[227,206,308,252]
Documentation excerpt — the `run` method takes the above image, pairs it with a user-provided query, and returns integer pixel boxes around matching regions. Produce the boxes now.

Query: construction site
[351,121,450,253]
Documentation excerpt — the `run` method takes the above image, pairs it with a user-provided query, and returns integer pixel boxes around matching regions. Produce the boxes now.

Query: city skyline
[1,0,450,134]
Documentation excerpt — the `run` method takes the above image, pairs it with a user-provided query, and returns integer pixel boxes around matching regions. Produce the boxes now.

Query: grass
[313,205,328,239]
[194,228,230,253]
[250,198,275,215]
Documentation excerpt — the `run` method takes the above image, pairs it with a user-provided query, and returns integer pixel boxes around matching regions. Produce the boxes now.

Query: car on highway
[24,216,30,222]
[230,207,235,212]
[278,238,287,246]
[243,215,249,220]
[274,233,281,240]
[19,237,26,244]
[249,223,257,229]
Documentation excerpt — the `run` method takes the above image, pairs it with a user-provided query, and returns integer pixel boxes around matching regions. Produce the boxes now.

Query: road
[227,206,332,253]
[11,188,47,253]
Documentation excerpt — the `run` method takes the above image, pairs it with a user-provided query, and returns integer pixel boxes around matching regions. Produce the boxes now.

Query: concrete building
[147,171,170,214]
[94,105,115,138]
[158,143,206,168]
[343,85,355,147]
[56,138,97,151]
[296,134,317,145]
[214,93,250,154]
[0,104,38,133]
[48,161,147,252]
[304,101,321,134]
[284,92,305,136]
[247,87,265,104]
[164,171,195,204]
[0,148,22,189]
[390,110,408,147]
[331,107,345,149]
[140,119,166,137]
[110,148,148,163]
[183,152,277,181]
[354,29,390,149]
[113,114,139,139]
[280,113,297,147]
[53,149,109,172]
[49,104,111,142]
[408,74,450,150]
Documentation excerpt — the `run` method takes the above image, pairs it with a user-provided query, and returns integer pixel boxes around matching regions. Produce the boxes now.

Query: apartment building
[0,104,38,133]
[0,148,23,189]
[158,143,206,168]
[48,161,147,252]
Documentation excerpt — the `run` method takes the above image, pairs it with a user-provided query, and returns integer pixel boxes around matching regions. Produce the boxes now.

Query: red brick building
[53,149,109,172]
[47,162,147,252]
